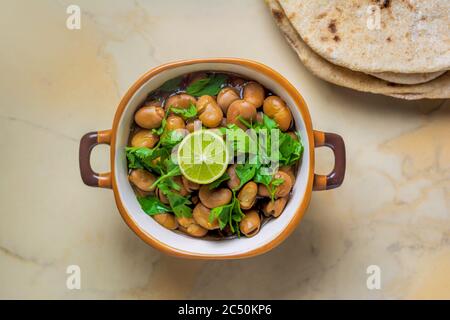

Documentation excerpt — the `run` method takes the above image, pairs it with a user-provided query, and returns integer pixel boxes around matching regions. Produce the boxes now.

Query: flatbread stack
[267,0,450,99]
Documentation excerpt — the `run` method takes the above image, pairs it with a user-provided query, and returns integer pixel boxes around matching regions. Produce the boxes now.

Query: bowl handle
[79,130,112,189]
[312,130,346,191]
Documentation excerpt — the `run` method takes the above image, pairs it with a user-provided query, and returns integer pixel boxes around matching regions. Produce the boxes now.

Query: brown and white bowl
[79,58,346,259]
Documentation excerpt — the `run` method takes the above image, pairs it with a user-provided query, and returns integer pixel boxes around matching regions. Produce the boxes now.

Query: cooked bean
[131,130,159,148]
[217,87,239,113]
[239,210,261,237]
[186,119,202,133]
[191,195,199,205]
[226,164,241,190]
[226,100,257,130]
[134,105,165,129]
[179,224,208,237]
[165,93,196,110]
[272,171,293,197]
[199,185,232,209]
[196,95,223,128]
[157,188,169,204]
[258,171,293,198]
[193,203,219,230]
[133,187,153,197]
[129,169,156,192]
[177,216,208,237]
[238,181,257,210]
[177,216,196,228]
[166,115,186,130]
[186,121,195,132]
[262,197,288,218]
[153,213,178,230]
[279,166,296,185]
[262,96,292,131]
[182,176,200,192]
[243,81,264,108]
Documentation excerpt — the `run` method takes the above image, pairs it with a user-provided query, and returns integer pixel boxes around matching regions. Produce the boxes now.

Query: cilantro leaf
[209,202,233,230]
[234,163,257,189]
[262,114,278,130]
[137,196,171,216]
[160,130,185,148]
[237,115,253,128]
[186,74,227,97]
[165,190,192,218]
[208,172,230,190]
[254,166,285,202]
[148,158,191,218]
[225,125,254,155]
[169,103,197,120]
[126,147,162,171]
[269,178,284,202]
[279,132,303,166]
[151,107,171,136]
[208,191,244,232]
[151,165,181,190]
[151,119,166,136]
[160,76,183,92]
[253,165,272,186]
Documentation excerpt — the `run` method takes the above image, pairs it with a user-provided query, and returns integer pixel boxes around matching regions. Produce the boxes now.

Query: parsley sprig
[186,74,227,97]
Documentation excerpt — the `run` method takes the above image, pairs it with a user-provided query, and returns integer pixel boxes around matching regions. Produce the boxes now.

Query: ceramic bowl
[79,58,346,259]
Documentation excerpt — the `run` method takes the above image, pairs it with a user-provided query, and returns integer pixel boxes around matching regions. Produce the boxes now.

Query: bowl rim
[110,58,315,259]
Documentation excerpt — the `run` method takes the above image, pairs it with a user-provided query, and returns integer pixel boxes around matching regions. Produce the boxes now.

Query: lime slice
[177,130,229,184]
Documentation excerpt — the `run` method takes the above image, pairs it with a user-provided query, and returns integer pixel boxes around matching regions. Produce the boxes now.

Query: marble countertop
[0,0,448,299]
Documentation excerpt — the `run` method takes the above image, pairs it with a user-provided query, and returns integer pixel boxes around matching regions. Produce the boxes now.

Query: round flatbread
[267,0,450,100]
[277,0,450,74]
[369,71,446,85]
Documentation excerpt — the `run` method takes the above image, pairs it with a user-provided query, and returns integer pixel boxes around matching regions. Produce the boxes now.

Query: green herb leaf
[151,165,181,190]
[126,147,162,171]
[208,172,230,190]
[137,196,171,216]
[225,125,253,155]
[169,103,197,120]
[208,191,244,232]
[262,114,278,130]
[209,202,233,230]
[271,178,284,187]
[151,107,172,136]
[279,132,303,166]
[186,74,227,97]
[269,178,284,202]
[151,119,166,136]
[230,195,244,233]
[237,115,253,128]
[253,165,272,186]
[186,78,210,95]
[160,77,183,92]
[160,177,181,192]
[234,163,257,189]
[165,191,192,218]
[160,130,185,148]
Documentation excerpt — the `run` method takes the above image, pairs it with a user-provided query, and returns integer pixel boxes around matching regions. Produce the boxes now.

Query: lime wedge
[177,130,229,184]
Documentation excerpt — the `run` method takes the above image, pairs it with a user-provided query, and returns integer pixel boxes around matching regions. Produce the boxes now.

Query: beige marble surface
[0,0,449,299]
